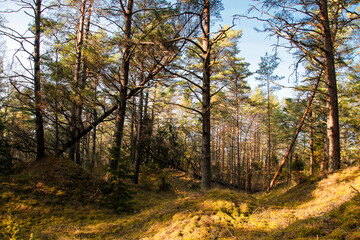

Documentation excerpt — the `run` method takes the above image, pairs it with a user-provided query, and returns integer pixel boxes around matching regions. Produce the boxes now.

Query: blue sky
[220,0,297,100]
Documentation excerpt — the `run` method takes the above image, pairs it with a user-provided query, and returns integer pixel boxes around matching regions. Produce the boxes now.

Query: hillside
[1,158,360,239]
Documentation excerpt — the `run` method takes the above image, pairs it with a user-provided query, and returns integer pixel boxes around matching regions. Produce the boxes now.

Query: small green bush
[102,162,133,213]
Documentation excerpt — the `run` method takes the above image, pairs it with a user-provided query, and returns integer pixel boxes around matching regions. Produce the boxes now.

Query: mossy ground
[1,158,360,239]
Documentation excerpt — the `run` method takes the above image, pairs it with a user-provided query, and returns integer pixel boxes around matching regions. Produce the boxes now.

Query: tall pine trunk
[111,0,134,172]
[309,110,315,175]
[246,123,253,193]
[34,0,45,160]
[54,49,60,152]
[319,0,341,171]
[133,87,144,184]
[266,77,271,188]
[69,0,88,164]
[91,108,97,169]
[235,80,242,187]
[200,0,212,191]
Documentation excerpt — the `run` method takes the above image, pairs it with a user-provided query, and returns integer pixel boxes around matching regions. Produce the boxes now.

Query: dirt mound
[14,156,103,204]
[0,157,109,240]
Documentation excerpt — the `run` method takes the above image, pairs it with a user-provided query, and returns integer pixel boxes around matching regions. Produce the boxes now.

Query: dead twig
[226,227,235,238]
[350,185,360,195]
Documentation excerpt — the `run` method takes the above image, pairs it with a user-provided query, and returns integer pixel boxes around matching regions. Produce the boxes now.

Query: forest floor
[1,157,360,239]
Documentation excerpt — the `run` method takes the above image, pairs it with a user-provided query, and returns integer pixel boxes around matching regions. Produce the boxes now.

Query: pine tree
[255,52,283,188]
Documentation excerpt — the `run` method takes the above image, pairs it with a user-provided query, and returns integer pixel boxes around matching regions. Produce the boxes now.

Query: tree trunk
[214,125,219,177]
[221,125,225,181]
[133,87,144,184]
[246,123,252,193]
[110,0,134,172]
[200,0,212,191]
[321,136,328,171]
[54,49,60,152]
[82,0,94,165]
[266,77,271,189]
[288,150,293,184]
[69,0,89,164]
[309,110,315,175]
[229,134,234,184]
[91,108,97,169]
[34,0,45,160]
[319,0,341,171]
[235,81,242,188]
[130,97,136,163]
[85,112,91,157]
[145,85,156,164]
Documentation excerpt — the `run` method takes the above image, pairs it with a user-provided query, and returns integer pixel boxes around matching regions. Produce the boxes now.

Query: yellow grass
[1,158,360,239]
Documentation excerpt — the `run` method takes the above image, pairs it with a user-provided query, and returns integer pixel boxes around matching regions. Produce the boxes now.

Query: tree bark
[82,0,94,165]
[246,123,252,193]
[34,0,45,161]
[321,136,328,172]
[54,49,60,152]
[133,87,144,184]
[319,0,341,172]
[221,125,225,181]
[130,97,136,164]
[110,0,134,172]
[235,80,242,188]
[309,110,315,175]
[200,0,212,191]
[266,75,271,188]
[91,108,97,169]
[69,0,89,164]
[229,134,234,183]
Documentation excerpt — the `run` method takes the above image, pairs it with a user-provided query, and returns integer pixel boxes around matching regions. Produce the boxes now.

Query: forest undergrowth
[1,157,360,240]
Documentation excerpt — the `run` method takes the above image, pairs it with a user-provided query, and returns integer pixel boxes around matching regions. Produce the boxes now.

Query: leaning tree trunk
[267,77,320,191]
[110,0,134,172]
[34,0,45,160]
[320,0,341,171]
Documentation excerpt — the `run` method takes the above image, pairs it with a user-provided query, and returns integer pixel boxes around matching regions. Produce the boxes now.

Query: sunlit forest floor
[1,157,360,239]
